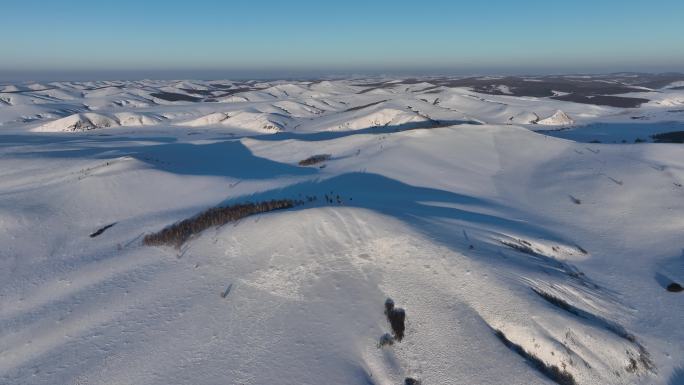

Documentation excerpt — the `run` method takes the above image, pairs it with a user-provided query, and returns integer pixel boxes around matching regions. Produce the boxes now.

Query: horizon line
[2,68,684,83]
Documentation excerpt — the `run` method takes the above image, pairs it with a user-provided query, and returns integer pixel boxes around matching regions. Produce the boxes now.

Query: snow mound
[83,86,125,98]
[35,113,118,132]
[180,111,291,131]
[1,85,28,93]
[226,91,278,102]
[222,111,291,131]
[494,84,513,94]
[664,80,684,89]
[181,112,232,127]
[34,112,162,132]
[111,98,155,108]
[214,95,250,103]
[25,83,49,91]
[538,110,574,126]
[509,111,540,124]
[34,88,80,101]
[269,101,323,117]
[171,81,211,91]
[330,108,428,131]
[654,97,684,107]
[0,94,14,106]
[113,112,163,127]
[261,84,310,98]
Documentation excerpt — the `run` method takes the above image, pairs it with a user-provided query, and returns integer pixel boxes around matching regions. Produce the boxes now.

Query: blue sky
[2,0,683,79]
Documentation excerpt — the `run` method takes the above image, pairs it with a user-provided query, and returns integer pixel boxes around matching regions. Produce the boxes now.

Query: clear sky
[2,0,683,80]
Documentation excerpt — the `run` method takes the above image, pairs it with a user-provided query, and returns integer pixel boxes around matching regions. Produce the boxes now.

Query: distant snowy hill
[538,110,574,125]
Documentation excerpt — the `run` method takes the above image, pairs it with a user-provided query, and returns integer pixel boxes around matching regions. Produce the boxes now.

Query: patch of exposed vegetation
[532,288,582,316]
[500,238,537,255]
[532,288,632,340]
[531,287,655,374]
[494,330,576,385]
[501,239,595,287]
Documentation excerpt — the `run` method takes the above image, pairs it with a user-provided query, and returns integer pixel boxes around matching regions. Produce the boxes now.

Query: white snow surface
[1,78,684,385]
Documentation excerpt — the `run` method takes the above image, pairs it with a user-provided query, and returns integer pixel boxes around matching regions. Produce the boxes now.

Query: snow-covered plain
[1,76,684,385]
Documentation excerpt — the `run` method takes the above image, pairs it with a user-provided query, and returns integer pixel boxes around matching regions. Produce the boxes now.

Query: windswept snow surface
[1,76,684,385]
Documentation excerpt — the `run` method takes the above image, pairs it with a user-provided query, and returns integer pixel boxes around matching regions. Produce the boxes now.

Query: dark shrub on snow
[667,282,683,292]
[298,154,331,166]
[384,298,406,341]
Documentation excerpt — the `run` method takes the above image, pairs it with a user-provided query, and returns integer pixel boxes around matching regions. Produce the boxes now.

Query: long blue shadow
[671,367,684,385]
[136,141,316,178]
[222,172,559,242]
[2,134,315,179]
[0,133,176,149]
[241,119,482,142]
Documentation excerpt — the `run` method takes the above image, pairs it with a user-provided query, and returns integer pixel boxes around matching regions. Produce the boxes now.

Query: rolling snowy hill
[1,75,684,385]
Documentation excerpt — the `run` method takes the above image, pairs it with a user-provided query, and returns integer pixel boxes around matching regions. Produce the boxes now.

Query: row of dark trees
[143,199,301,248]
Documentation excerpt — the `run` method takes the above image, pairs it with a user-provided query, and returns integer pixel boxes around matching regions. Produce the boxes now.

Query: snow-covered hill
[538,110,575,126]
[1,76,684,385]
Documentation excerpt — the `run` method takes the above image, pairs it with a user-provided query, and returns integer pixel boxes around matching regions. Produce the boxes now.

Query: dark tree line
[143,199,301,247]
